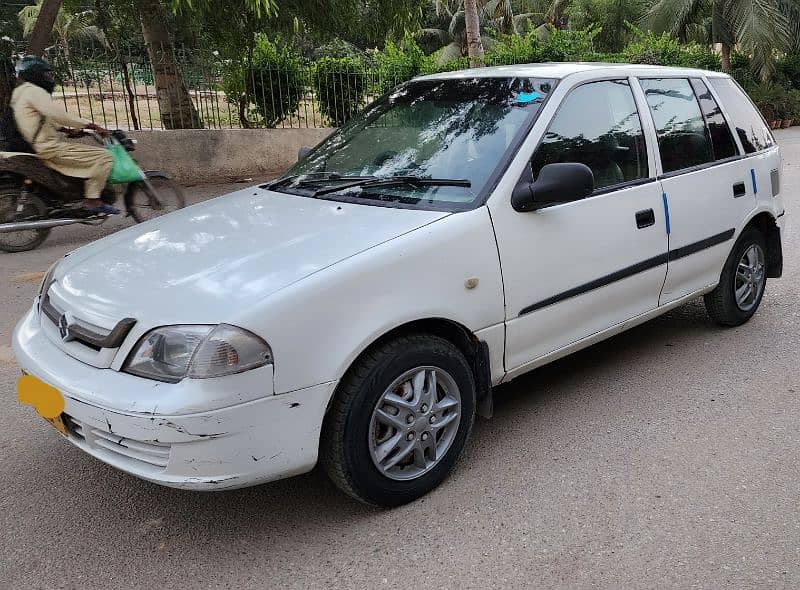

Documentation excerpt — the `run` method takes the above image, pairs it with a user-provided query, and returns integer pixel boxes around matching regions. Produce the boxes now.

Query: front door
[489,78,669,374]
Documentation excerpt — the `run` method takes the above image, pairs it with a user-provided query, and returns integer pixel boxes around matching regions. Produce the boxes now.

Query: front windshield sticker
[515,91,541,104]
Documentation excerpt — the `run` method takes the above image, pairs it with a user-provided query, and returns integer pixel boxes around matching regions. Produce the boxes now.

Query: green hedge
[249,37,305,128]
[313,57,366,126]
[226,29,800,128]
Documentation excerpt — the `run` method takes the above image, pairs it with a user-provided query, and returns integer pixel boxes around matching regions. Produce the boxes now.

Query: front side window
[273,77,556,210]
[530,79,648,191]
[690,78,739,160]
[708,77,775,154]
[640,78,713,173]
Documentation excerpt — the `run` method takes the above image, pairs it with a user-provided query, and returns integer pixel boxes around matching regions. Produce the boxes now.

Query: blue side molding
[662,192,671,235]
[751,168,758,194]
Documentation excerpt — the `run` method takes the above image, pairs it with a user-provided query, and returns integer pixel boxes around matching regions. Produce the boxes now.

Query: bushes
[539,26,602,61]
[313,57,366,126]
[485,26,601,65]
[246,36,304,128]
[621,28,719,70]
[623,30,683,65]
[217,30,800,129]
[373,38,435,94]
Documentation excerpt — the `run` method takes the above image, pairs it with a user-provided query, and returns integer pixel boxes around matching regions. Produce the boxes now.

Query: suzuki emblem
[58,314,71,341]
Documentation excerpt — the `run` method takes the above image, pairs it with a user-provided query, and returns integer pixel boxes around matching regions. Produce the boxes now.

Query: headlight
[122,324,273,383]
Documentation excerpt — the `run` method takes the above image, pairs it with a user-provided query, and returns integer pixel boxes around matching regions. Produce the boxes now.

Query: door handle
[733,182,747,198]
[635,208,655,229]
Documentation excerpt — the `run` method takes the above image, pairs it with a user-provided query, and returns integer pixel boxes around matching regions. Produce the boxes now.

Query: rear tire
[704,226,767,326]
[0,187,50,253]
[320,334,476,507]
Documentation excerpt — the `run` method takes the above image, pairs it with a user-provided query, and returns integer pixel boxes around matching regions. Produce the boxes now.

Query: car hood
[52,187,448,326]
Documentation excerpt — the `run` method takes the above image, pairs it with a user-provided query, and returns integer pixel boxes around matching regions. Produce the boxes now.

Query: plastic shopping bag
[107,143,145,184]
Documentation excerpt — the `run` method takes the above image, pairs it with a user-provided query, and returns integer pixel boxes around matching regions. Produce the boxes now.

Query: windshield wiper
[266,173,377,190]
[311,175,471,197]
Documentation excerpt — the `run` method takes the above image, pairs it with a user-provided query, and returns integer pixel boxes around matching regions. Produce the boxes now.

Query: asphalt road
[1,136,799,590]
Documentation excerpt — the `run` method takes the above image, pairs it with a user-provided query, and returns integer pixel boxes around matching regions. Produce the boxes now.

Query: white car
[13,63,785,506]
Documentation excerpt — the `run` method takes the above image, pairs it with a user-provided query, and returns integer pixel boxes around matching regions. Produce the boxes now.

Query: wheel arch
[328,317,493,418]
[743,211,782,278]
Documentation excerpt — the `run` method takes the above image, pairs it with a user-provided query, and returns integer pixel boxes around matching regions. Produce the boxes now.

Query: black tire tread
[704,226,766,327]
[126,177,186,223]
[320,333,474,505]
[0,190,50,253]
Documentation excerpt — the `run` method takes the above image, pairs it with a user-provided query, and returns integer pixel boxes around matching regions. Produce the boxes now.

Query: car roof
[414,62,731,82]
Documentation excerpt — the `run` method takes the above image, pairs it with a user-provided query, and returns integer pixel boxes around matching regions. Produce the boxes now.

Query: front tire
[704,226,767,326]
[321,334,476,507]
[125,175,185,223]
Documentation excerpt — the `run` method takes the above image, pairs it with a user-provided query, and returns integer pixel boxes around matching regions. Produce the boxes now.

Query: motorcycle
[0,129,185,252]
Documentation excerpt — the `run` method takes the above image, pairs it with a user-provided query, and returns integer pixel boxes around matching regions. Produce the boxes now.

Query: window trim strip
[518,228,735,316]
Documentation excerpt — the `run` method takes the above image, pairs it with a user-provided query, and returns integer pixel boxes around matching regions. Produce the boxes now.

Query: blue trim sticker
[662,192,671,235]
[515,91,541,104]
[751,168,758,194]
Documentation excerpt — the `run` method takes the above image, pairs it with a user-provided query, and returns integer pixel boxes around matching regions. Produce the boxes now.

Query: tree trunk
[121,61,141,130]
[1,53,13,110]
[463,0,485,68]
[28,0,63,56]
[135,0,203,129]
[720,43,732,73]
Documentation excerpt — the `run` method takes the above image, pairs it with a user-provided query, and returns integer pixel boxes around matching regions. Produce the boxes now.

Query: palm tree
[644,0,790,80]
[464,0,485,65]
[421,1,543,64]
[19,1,107,70]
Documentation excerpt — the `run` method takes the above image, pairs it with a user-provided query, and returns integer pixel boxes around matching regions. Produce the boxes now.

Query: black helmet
[15,55,55,92]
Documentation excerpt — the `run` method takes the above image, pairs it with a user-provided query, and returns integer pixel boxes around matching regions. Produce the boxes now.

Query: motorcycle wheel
[0,187,50,253]
[126,176,186,223]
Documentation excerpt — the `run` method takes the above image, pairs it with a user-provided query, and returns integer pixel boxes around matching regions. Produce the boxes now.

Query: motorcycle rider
[10,55,118,214]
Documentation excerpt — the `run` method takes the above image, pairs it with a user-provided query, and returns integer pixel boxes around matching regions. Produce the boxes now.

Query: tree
[464,0,486,65]
[27,0,63,56]
[1,38,13,110]
[134,0,203,128]
[645,0,790,80]
[564,0,647,51]
[174,0,426,127]
[19,1,107,70]
[420,1,535,64]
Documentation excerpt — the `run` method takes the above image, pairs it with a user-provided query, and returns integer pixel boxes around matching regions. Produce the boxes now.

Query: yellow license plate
[44,414,70,437]
[17,374,68,436]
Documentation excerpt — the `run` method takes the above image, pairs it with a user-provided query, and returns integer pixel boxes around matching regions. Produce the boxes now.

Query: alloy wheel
[734,243,766,312]
[368,366,461,481]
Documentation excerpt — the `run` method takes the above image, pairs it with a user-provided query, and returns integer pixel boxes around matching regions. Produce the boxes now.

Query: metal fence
[2,43,423,131]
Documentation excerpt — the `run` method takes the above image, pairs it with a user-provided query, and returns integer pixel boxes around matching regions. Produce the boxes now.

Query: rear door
[638,77,756,304]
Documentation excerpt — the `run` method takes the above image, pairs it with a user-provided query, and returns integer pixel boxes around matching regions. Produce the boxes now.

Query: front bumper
[12,305,336,490]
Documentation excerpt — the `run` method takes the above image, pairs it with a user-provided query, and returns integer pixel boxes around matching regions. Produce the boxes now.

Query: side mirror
[297,145,313,161]
[512,162,594,212]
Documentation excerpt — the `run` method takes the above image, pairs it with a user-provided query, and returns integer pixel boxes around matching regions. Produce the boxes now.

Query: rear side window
[640,78,712,173]
[531,79,648,191]
[708,77,774,154]
[690,78,738,160]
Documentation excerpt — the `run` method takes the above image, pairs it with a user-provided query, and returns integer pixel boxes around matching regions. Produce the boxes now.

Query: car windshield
[271,76,557,210]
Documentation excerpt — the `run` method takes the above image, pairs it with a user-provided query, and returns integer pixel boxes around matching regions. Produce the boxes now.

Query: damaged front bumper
[13,305,336,490]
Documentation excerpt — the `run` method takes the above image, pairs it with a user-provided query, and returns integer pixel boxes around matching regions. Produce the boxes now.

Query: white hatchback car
[14,64,785,506]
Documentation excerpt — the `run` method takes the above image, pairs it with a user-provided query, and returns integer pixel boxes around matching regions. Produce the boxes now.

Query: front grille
[64,414,171,469]
[40,285,136,351]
